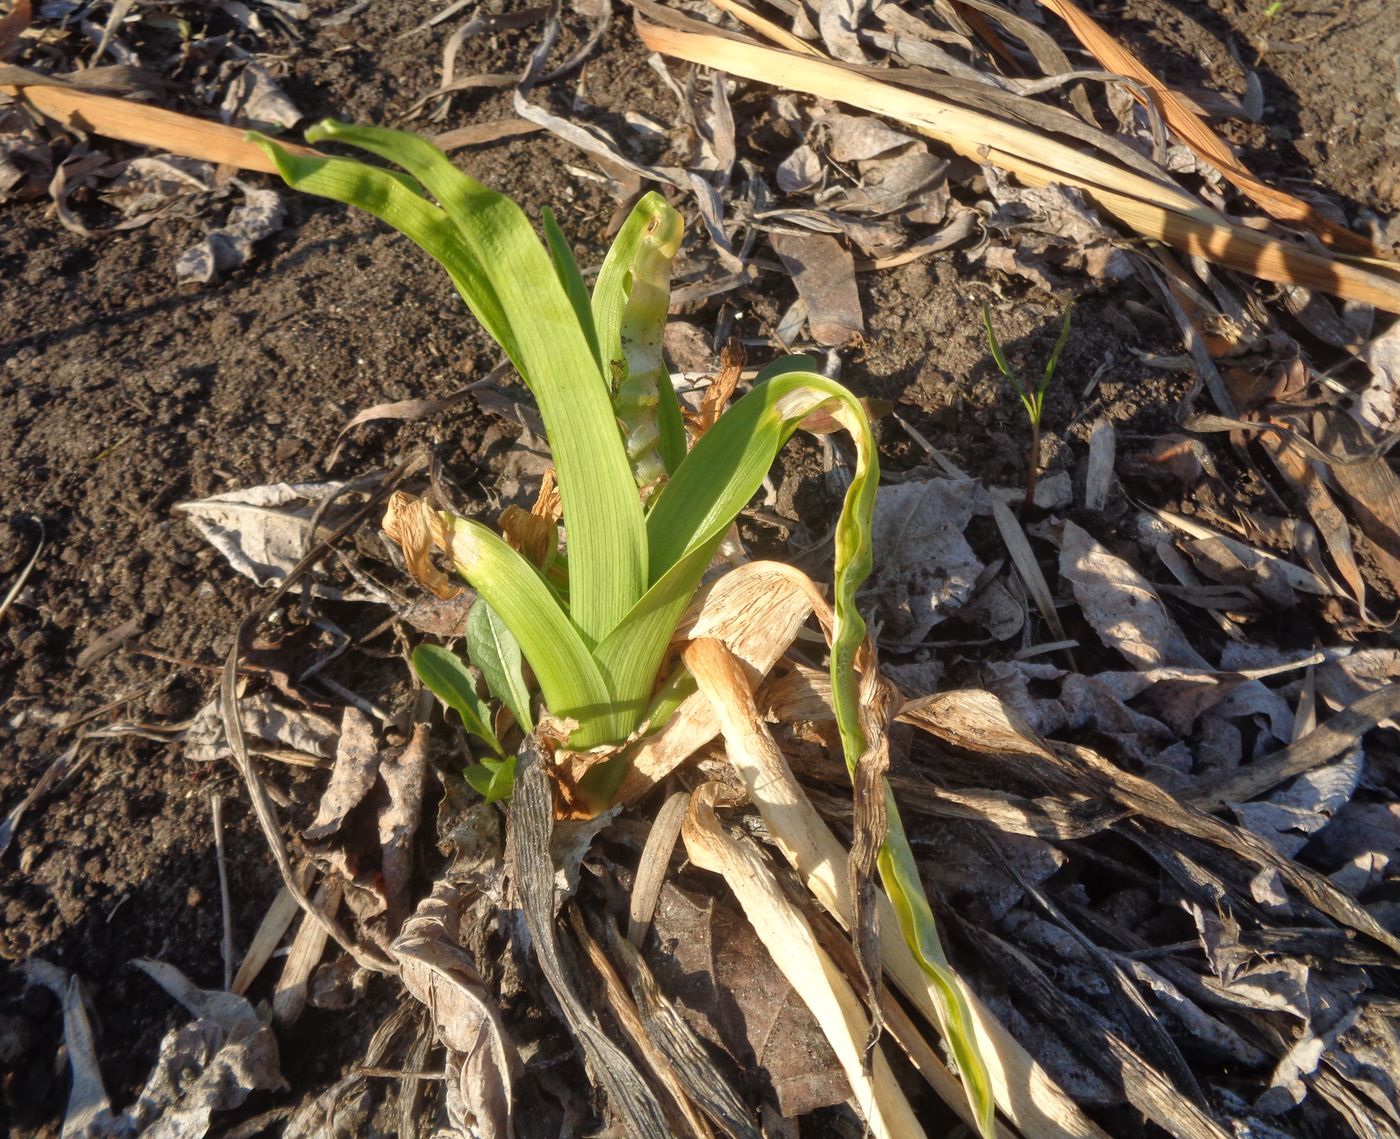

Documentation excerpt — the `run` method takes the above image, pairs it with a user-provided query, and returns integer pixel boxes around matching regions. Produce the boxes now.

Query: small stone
[1033,470,1073,510]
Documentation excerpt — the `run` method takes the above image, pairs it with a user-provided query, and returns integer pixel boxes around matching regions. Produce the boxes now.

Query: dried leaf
[391,881,515,1139]
[125,959,286,1138]
[862,477,982,643]
[648,880,849,1117]
[682,783,924,1137]
[634,2,1400,311]
[508,738,671,1134]
[220,59,301,131]
[770,231,863,345]
[304,707,380,840]
[1035,0,1376,253]
[273,877,341,1026]
[177,481,376,599]
[1060,520,1208,670]
[382,490,461,601]
[379,724,430,927]
[175,181,285,284]
[776,142,822,192]
[21,961,117,1138]
[816,110,914,161]
[1085,420,1115,511]
[1355,320,1400,435]
[326,388,474,467]
[1228,748,1363,858]
[185,693,339,765]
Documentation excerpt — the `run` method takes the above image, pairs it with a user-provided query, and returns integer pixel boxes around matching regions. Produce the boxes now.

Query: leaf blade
[466,598,535,733]
[413,643,502,755]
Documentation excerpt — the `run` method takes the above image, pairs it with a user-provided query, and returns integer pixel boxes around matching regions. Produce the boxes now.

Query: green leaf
[1040,303,1073,393]
[464,754,516,803]
[592,192,679,393]
[248,136,519,360]
[466,598,534,733]
[880,804,995,1136]
[441,515,622,748]
[542,206,603,375]
[655,370,688,477]
[413,643,501,755]
[593,538,722,728]
[255,122,646,647]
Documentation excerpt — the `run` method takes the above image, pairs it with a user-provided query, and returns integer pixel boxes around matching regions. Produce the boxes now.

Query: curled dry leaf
[683,339,743,445]
[498,467,561,568]
[220,59,302,131]
[382,490,461,600]
[175,181,285,284]
[391,881,515,1139]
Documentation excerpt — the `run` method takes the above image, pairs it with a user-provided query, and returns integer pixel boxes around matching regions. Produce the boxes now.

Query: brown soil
[1,0,1395,1134]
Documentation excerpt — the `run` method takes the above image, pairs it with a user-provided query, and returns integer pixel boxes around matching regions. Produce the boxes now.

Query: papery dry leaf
[620,561,828,801]
[126,959,286,1138]
[273,876,342,1026]
[863,477,983,643]
[1086,419,1116,514]
[568,908,717,1139]
[817,110,914,161]
[1355,320,1400,435]
[21,961,118,1137]
[327,388,474,467]
[771,231,863,345]
[2,78,320,173]
[509,737,671,1134]
[689,643,1104,1138]
[178,482,371,597]
[185,693,339,765]
[1060,520,1208,670]
[220,59,301,131]
[776,142,822,192]
[648,879,850,1117]
[1229,748,1363,858]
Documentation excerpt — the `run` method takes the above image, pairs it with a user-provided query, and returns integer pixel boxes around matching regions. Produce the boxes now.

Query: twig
[219,456,428,976]
[0,515,44,626]
[211,793,235,991]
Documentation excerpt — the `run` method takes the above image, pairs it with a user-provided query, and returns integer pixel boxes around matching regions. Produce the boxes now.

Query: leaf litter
[13,0,1400,1136]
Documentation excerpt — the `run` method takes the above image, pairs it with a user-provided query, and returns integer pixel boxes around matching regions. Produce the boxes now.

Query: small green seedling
[252,121,995,1135]
[982,302,1072,513]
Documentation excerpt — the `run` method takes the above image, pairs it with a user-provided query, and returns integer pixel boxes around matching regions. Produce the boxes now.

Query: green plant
[251,120,994,1135]
[981,301,1072,513]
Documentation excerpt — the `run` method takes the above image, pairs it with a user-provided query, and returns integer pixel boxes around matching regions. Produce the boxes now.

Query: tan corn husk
[633,2,1400,312]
